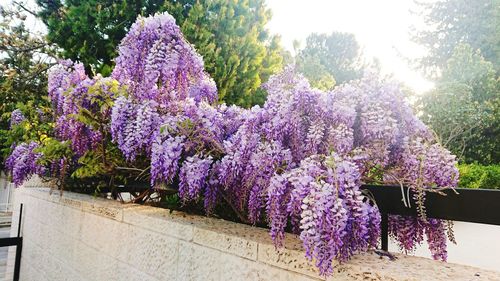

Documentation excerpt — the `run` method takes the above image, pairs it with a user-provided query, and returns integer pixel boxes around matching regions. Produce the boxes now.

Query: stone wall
[6,184,500,281]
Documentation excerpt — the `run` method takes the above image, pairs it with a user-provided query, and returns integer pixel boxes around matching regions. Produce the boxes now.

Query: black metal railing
[64,182,500,253]
[0,204,23,281]
[362,185,500,251]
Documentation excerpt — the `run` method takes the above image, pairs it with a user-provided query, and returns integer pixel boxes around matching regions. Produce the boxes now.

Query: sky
[265,0,434,94]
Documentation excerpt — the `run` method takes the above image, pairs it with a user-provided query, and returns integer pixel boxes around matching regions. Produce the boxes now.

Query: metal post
[381,212,388,251]
[17,204,23,237]
[13,239,22,281]
[14,203,23,281]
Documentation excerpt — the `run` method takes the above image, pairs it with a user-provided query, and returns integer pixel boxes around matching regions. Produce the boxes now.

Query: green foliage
[36,0,165,75]
[35,138,72,166]
[296,56,336,91]
[37,0,284,106]
[72,150,107,179]
[0,3,55,169]
[413,0,500,75]
[295,32,365,89]
[418,44,499,164]
[162,194,180,210]
[458,164,500,189]
[0,100,54,162]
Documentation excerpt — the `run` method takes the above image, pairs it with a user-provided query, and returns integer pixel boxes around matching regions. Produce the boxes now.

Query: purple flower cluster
[109,13,221,175]
[390,137,459,188]
[389,215,448,261]
[384,137,458,262]
[112,13,214,106]
[48,59,87,115]
[47,61,115,157]
[265,153,379,275]
[389,215,425,253]
[9,109,25,128]
[213,68,457,273]
[179,155,213,201]
[6,142,45,186]
[106,27,455,272]
[259,67,358,162]
[150,135,185,186]
[111,97,162,160]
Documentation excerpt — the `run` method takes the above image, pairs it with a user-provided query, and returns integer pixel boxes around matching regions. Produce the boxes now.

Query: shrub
[458,164,500,189]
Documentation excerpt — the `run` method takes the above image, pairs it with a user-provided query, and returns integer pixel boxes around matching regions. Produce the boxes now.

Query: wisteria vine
[6,12,459,276]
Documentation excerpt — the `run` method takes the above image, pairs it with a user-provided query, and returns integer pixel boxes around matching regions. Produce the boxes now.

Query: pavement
[0,213,13,281]
[0,227,12,281]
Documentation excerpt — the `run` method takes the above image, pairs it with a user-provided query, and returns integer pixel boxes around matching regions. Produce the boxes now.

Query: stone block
[193,226,258,260]
[257,242,321,279]
[115,224,179,281]
[123,207,196,241]
[176,241,221,281]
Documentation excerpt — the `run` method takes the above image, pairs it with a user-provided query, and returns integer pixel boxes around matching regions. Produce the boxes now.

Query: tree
[295,32,365,89]
[36,0,285,106]
[36,0,165,75]
[418,44,499,164]
[413,0,500,75]
[0,3,56,169]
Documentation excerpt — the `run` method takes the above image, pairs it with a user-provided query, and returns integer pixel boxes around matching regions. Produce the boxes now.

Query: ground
[0,212,13,281]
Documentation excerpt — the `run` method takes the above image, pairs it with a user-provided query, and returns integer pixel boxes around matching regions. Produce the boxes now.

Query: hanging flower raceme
[48,59,87,115]
[112,13,216,106]
[266,153,380,276]
[6,142,45,186]
[9,109,25,128]
[385,137,458,261]
[179,155,213,201]
[110,97,162,161]
[261,67,357,162]
[150,134,185,186]
[220,136,292,224]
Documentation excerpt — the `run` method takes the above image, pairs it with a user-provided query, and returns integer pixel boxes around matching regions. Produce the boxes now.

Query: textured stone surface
[193,226,258,260]
[7,186,500,281]
[123,207,197,241]
[258,242,320,278]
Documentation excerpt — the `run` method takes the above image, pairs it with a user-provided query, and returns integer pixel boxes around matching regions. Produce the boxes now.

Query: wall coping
[16,178,500,281]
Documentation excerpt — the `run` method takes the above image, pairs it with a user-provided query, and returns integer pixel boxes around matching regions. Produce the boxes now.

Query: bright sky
[265,0,434,94]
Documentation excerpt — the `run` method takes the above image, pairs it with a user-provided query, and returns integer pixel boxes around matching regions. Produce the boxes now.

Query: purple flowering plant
[5,12,460,276]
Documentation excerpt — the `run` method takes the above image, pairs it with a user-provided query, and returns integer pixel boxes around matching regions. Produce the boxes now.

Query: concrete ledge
[7,182,500,281]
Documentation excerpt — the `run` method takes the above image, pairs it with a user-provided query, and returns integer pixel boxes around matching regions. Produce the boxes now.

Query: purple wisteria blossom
[150,135,185,186]
[179,155,213,201]
[265,153,375,275]
[111,97,162,161]
[47,61,116,157]
[9,109,25,128]
[6,142,45,186]
[112,13,213,106]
